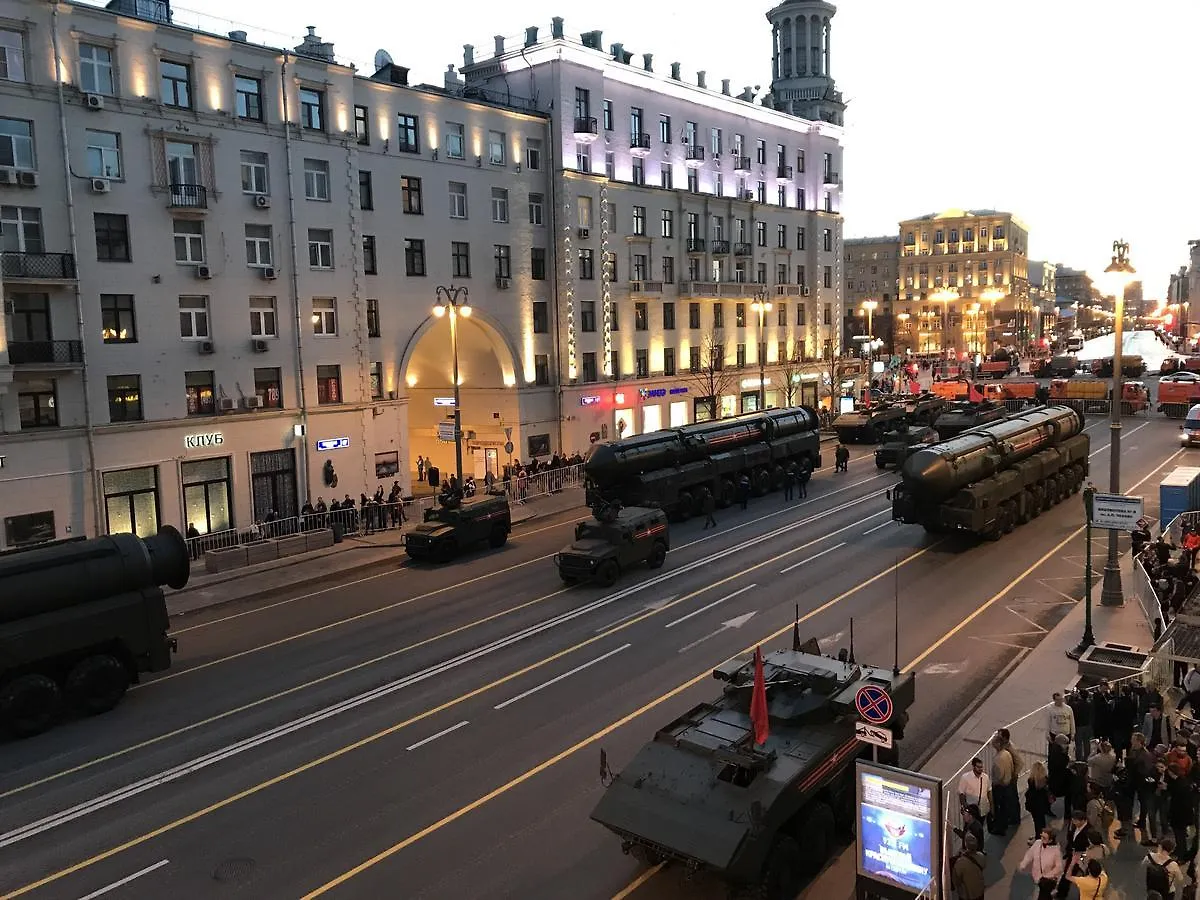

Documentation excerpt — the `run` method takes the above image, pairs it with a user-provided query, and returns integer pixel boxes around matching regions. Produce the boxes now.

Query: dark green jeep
[554,506,669,587]
[404,494,511,563]
[874,424,939,470]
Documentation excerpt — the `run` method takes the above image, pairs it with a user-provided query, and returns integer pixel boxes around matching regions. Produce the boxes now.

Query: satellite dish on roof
[374,49,393,70]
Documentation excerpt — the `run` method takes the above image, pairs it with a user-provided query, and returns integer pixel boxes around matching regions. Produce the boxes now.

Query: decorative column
[824,18,831,78]
[797,17,806,74]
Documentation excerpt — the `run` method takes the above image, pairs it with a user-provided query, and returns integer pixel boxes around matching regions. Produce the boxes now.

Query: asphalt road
[0,420,1189,900]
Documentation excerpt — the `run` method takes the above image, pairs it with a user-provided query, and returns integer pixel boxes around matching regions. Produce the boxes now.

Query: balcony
[681,281,764,299]
[0,251,77,282]
[630,133,651,156]
[733,242,752,257]
[823,170,841,187]
[775,284,804,296]
[777,165,793,180]
[168,184,208,210]
[7,340,84,368]
[733,156,751,171]
[711,241,730,255]
[573,116,598,142]
[686,238,706,253]
[685,145,705,166]
[630,281,664,293]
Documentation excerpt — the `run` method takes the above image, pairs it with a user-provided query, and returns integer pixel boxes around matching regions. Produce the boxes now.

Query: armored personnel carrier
[897,393,947,427]
[874,424,939,470]
[832,403,907,444]
[932,399,1009,439]
[555,504,669,587]
[590,642,915,898]
[403,493,511,562]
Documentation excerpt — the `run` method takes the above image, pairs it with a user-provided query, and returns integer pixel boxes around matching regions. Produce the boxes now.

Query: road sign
[504,426,513,439]
[855,720,894,749]
[437,422,456,441]
[315,437,349,451]
[855,685,894,725]
[1089,492,1144,531]
[503,441,514,455]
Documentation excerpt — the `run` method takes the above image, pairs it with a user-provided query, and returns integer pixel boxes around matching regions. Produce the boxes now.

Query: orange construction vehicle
[1158,373,1200,418]
[930,377,982,401]
[1049,377,1149,413]
[980,379,1041,403]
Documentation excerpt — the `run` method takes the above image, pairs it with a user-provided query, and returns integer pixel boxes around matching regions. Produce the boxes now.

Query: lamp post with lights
[930,288,959,361]
[860,300,878,359]
[751,292,772,410]
[433,285,471,487]
[1099,240,1136,607]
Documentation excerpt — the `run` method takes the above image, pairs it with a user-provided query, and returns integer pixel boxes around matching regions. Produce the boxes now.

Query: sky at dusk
[145,0,1199,299]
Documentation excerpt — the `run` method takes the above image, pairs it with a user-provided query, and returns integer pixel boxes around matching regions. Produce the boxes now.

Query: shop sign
[315,437,350,451]
[184,432,223,449]
[639,388,667,399]
[580,395,602,406]
[433,397,456,407]
[669,387,688,395]
[741,377,771,388]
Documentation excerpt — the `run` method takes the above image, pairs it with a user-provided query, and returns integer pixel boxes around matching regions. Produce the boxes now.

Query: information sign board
[855,761,942,896]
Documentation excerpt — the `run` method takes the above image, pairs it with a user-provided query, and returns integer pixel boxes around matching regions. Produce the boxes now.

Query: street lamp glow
[433,285,471,490]
[432,304,446,318]
[752,291,771,409]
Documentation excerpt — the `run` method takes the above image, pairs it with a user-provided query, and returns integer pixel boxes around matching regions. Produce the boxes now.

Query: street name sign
[1089,492,1144,531]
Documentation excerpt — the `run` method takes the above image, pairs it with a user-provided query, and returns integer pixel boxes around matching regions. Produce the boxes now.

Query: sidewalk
[167,486,585,618]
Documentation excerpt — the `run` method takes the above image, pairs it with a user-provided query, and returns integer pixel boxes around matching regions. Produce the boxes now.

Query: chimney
[463,44,475,67]
[444,64,462,91]
[525,26,538,47]
[494,35,505,56]
[670,62,680,80]
[739,86,753,101]
[294,26,335,63]
[228,30,247,41]
[388,66,409,86]
[642,53,653,72]
[581,30,602,50]
[697,70,706,88]
[721,78,730,95]
[551,17,564,39]
[610,42,624,61]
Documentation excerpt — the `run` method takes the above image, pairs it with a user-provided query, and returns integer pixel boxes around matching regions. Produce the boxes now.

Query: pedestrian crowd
[1135,519,1200,626]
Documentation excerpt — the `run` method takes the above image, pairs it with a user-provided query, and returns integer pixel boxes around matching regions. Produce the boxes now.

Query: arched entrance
[400,309,522,487]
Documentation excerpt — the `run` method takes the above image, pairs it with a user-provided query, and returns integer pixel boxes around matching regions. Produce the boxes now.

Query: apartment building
[0,0,554,548]
[1026,260,1056,339]
[843,235,900,353]
[457,7,845,448]
[897,209,1031,356]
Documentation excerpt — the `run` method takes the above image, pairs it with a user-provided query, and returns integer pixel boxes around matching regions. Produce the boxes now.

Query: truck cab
[554,506,669,587]
[403,494,511,563]
[1181,404,1200,448]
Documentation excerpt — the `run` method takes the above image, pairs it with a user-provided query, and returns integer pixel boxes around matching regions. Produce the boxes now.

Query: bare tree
[778,349,815,407]
[687,330,737,421]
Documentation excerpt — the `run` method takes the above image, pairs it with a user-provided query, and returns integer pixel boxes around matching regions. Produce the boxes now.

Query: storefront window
[669,401,688,427]
[104,466,160,537]
[642,405,662,434]
[741,391,760,413]
[720,395,737,418]
[182,457,232,534]
[250,449,297,522]
[614,408,635,438]
[4,511,55,548]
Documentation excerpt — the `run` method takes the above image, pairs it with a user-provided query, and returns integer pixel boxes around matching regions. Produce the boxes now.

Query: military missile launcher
[584,407,821,520]
[891,404,1089,540]
[0,527,190,737]
[591,643,915,899]
[932,399,1009,439]
[831,403,907,444]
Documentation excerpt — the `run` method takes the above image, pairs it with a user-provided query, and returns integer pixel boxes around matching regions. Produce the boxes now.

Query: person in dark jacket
[701,490,717,530]
[1070,687,1094,762]
[1048,734,1072,800]
[1025,762,1054,844]
[1110,687,1138,757]
[1166,764,1194,856]
[1091,686,1113,744]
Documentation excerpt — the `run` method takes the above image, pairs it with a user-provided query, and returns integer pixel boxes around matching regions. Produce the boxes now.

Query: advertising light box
[856,761,942,896]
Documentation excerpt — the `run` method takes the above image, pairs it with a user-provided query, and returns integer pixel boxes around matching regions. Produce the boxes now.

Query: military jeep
[404,494,511,563]
[874,424,939,470]
[554,506,669,587]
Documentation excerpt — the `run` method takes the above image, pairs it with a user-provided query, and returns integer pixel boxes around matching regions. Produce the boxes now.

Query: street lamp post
[751,293,772,410]
[433,285,472,488]
[860,300,878,359]
[1100,240,1136,607]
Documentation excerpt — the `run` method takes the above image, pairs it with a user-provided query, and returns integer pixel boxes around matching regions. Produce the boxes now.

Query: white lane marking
[678,612,757,653]
[862,520,894,536]
[779,542,846,574]
[664,585,757,629]
[595,597,677,633]
[494,644,632,710]
[921,662,968,676]
[1088,420,1148,458]
[405,721,469,752]
[76,860,169,899]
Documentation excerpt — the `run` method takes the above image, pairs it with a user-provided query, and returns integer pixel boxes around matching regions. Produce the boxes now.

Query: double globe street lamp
[433,285,471,487]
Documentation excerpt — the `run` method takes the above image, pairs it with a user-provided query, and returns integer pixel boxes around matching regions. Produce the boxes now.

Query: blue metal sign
[315,437,350,451]
[855,685,893,725]
[580,395,602,406]
[433,397,456,407]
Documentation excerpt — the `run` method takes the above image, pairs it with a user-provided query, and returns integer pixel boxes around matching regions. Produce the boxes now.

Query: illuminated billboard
[855,761,942,896]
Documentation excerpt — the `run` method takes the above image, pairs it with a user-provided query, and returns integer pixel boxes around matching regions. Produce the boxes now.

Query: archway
[400,309,522,488]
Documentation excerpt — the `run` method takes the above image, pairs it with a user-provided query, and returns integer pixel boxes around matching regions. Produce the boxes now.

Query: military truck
[591,641,915,898]
[554,505,669,587]
[831,402,907,444]
[874,424,939,470]
[403,493,511,563]
[0,527,189,738]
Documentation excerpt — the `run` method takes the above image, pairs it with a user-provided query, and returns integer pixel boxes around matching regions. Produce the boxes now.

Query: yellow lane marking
[610,863,665,900]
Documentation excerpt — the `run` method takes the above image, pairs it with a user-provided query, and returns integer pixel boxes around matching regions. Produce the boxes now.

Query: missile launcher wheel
[66,653,130,715]
[0,673,62,738]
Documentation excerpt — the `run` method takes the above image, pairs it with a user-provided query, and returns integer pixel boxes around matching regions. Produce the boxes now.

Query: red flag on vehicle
[750,646,769,746]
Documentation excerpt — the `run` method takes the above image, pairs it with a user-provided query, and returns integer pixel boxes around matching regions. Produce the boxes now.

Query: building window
[182,457,232,536]
[602,99,613,131]
[796,227,806,251]
[451,241,471,277]
[604,152,615,179]
[79,43,114,95]
[106,374,143,423]
[610,303,621,332]
[448,181,467,218]
[632,206,646,236]
[250,449,298,521]
[101,294,136,343]
[777,304,789,327]
[633,254,648,281]
[354,105,369,145]
[103,466,159,537]
[636,349,649,378]
[714,305,724,329]
[312,297,337,335]
[160,60,191,108]
[245,224,273,267]
[660,164,673,190]
[358,171,374,210]
[798,189,806,210]
[529,193,544,226]
[687,169,698,193]
[533,354,550,386]
[579,248,594,280]
[659,115,671,144]
[299,88,323,129]
[606,251,618,283]
[532,301,548,333]
[582,352,598,382]
[531,247,546,280]
[736,303,747,328]
[240,150,269,194]
[494,244,511,279]
[756,139,766,165]
[736,343,747,367]
[491,187,509,223]
[185,370,215,415]
[17,378,56,428]
[757,181,766,203]
[4,511,56,548]
[178,296,209,339]
[366,299,380,337]
[662,256,675,283]
[307,228,333,269]
[445,122,465,158]
[635,302,648,330]
[631,158,644,186]
[316,365,341,404]
[235,76,262,120]
[777,263,788,284]
[2,205,42,251]
[822,228,833,252]
[85,130,122,179]
[823,266,833,288]
[663,302,676,330]
[663,347,676,377]
[303,159,329,200]
[689,346,701,372]
[0,117,33,169]
[254,367,283,408]
[249,296,277,337]
[370,361,384,399]
[526,139,542,170]
[581,302,596,332]
[575,144,591,173]
[401,176,422,214]
[578,196,593,228]
[362,235,377,275]
[405,238,426,276]
[487,130,505,165]
[173,219,204,264]
[660,209,675,238]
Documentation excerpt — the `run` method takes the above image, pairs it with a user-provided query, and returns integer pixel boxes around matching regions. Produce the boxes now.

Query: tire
[876,458,886,470]
[559,572,578,585]
[434,540,457,564]
[757,835,803,900]
[595,559,620,588]
[0,673,63,738]
[65,654,130,716]
[488,525,508,548]
[674,491,694,521]
[647,542,667,569]
[794,802,835,876]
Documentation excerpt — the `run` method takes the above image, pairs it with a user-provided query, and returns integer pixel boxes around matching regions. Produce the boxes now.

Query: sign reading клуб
[184,432,223,449]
